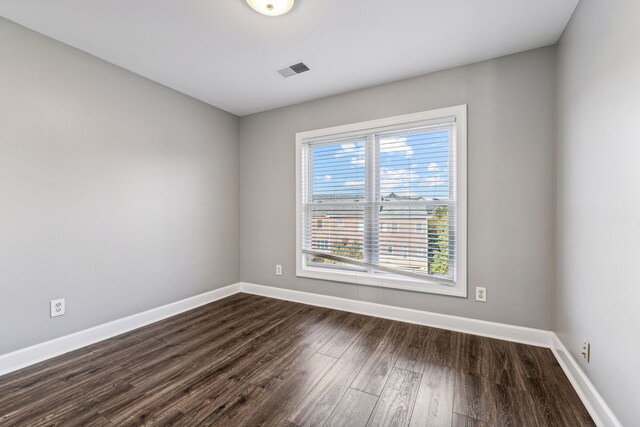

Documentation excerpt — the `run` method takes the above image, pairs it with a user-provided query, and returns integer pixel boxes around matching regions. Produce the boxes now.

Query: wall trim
[0,281,618,427]
[550,333,622,427]
[0,283,241,377]
[240,282,551,347]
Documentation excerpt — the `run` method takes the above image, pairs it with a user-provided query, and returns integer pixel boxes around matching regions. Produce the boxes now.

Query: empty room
[0,0,637,426]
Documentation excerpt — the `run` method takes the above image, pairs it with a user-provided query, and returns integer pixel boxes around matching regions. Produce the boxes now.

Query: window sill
[296,266,467,298]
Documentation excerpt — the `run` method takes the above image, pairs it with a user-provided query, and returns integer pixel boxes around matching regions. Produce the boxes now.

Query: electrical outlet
[475,287,487,302]
[275,265,282,276]
[582,339,590,362]
[50,298,65,318]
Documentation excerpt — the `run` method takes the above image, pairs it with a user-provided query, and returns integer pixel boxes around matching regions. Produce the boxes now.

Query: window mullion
[448,125,456,281]
[364,134,379,268]
[302,144,313,256]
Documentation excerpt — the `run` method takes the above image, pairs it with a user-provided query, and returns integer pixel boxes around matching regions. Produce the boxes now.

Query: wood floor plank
[1,364,130,426]
[0,345,95,390]
[162,304,330,424]
[99,302,312,425]
[486,339,528,390]
[217,311,356,426]
[408,364,454,427]
[89,301,298,423]
[0,295,595,427]
[351,321,411,396]
[49,411,114,427]
[452,371,538,426]
[455,335,528,391]
[288,316,390,426]
[509,342,595,425]
[122,299,294,383]
[247,308,351,388]
[325,388,379,427]
[185,308,339,424]
[394,323,431,374]
[317,311,373,358]
[223,352,337,426]
[511,342,557,383]
[366,368,422,427]
[454,334,490,379]
[0,354,134,416]
[90,293,260,356]
[452,371,497,424]
[524,376,584,427]
[452,413,490,427]
[421,327,460,369]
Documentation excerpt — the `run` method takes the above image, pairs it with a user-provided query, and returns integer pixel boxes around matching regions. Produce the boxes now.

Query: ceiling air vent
[277,62,310,78]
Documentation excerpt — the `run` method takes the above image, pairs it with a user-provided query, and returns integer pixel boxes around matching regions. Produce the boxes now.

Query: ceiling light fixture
[245,0,295,17]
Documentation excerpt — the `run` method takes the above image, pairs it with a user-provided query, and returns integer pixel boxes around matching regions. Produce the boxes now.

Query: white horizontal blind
[376,125,455,281]
[302,138,367,270]
[302,120,457,284]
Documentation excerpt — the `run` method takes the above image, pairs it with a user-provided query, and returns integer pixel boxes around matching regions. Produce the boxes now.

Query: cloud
[380,168,420,190]
[350,157,365,166]
[324,175,332,181]
[334,142,361,157]
[379,137,414,156]
[424,176,445,186]
[427,162,439,172]
[345,180,364,186]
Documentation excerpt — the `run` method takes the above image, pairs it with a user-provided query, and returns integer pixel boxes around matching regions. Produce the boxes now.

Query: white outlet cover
[475,287,487,302]
[50,298,65,317]
[276,265,283,276]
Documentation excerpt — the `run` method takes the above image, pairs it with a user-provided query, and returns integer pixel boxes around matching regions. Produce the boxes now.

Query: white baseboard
[0,283,241,377]
[239,282,551,347]
[0,281,618,427]
[550,334,621,427]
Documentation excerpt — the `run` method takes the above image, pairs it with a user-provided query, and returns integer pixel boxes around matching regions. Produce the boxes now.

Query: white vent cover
[277,62,310,78]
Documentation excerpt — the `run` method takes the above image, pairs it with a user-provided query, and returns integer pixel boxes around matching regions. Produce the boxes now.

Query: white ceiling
[0,0,578,116]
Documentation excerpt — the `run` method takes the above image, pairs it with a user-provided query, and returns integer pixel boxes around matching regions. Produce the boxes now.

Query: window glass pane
[427,204,452,276]
[311,140,366,202]
[378,129,451,201]
[307,204,365,267]
[378,205,429,274]
[378,203,453,277]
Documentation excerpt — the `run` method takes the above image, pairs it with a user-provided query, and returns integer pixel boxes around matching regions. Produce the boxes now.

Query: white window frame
[295,105,467,297]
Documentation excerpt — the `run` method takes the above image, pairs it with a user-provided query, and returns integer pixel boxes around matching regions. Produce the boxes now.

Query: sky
[311,129,452,200]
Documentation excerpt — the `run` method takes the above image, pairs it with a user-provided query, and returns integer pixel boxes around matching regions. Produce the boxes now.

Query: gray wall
[555,1,640,425]
[240,47,556,330]
[0,18,240,354]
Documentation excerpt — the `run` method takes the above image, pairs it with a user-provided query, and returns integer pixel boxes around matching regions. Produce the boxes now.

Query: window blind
[301,120,458,285]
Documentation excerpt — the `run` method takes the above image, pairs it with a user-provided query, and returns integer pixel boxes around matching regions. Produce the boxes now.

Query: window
[296,106,467,296]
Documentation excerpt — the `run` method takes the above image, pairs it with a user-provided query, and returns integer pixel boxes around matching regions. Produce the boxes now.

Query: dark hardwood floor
[0,293,595,426]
